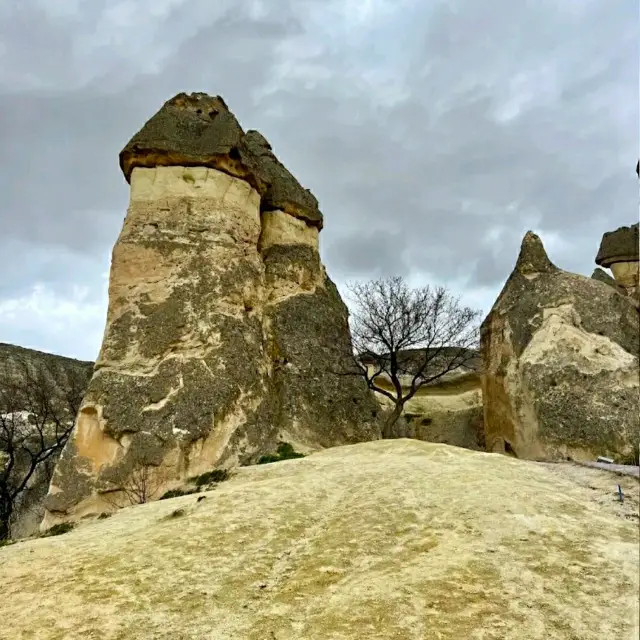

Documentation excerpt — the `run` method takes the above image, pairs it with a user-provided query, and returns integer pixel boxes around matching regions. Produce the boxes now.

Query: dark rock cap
[119,92,323,229]
[595,223,639,268]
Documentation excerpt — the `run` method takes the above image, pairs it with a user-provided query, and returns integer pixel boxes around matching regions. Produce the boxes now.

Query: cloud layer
[0,0,637,359]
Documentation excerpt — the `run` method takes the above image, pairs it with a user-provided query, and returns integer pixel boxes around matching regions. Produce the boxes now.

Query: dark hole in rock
[421,417,433,426]
[229,147,241,161]
[196,108,202,115]
[504,440,517,458]
[209,109,219,119]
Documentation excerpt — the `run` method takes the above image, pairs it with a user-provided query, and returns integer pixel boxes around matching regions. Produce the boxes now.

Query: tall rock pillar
[43,93,380,526]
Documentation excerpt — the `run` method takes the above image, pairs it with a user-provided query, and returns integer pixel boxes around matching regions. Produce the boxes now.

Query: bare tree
[345,277,481,438]
[0,356,90,540]
[102,460,167,509]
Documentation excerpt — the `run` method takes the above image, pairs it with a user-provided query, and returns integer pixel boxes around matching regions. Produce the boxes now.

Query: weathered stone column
[43,93,380,528]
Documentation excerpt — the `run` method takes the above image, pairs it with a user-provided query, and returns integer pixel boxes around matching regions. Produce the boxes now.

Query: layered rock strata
[481,231,639,462]
[43,93,380,526]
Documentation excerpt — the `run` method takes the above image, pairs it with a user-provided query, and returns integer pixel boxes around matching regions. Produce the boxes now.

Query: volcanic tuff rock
[481,231,639,462]
[43,93,380,527]
[0,344,93,538]
[594,222,639,303]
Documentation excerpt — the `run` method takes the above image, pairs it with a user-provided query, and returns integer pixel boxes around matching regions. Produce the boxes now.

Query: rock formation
[361,350,484,450]
[0,344,92,538]
[43,93,380,527]
[594,222,639,304]
[481,231,639,462]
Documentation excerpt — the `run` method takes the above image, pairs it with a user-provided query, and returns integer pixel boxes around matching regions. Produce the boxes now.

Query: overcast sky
[0,0,637,361]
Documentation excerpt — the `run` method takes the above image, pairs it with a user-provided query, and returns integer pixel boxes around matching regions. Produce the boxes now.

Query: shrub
[257,442,305,465]
[166,508,186,519]
[257,454,281,465]
[276,442,305,460]
[190,469,230,487]
[159,487,199,500]
[97,512,112,520]
[43,522,75,537]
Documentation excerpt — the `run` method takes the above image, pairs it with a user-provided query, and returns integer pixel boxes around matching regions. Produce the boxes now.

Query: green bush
[257,442,305,465]
[43,522,75,537]
[189,469,230,487]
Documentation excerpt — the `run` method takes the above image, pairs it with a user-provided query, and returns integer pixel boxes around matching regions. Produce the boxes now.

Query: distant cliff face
[43,93,380,527]
[0,344,93,538]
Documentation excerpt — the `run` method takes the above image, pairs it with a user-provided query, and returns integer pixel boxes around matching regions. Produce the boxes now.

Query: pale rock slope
[43,93,380,527]
[3,440,638,640]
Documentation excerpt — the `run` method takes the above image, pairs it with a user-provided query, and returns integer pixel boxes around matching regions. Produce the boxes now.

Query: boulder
[43,93,380,527]
[481,231,639,462]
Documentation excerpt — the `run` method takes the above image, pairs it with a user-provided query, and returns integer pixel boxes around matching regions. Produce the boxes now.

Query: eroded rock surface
[0,344,93,538]
[481,231,639,462]
[43,93,379,526]
[3,440,638,639]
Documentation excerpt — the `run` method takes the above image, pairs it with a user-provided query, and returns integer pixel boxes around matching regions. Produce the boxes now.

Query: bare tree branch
[101,461,168,509]
[343,277,481,438]
[0,355,90,540]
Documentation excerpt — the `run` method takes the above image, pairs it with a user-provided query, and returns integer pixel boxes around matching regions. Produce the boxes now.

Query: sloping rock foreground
[3,440,638,640]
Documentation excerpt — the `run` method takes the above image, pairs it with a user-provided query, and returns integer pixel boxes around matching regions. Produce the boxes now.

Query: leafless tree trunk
[102,460,168,509]
[0,356,89,540]
[344,276,481,438]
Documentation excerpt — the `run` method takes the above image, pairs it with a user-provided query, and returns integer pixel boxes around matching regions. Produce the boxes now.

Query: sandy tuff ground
[1,439,638,640]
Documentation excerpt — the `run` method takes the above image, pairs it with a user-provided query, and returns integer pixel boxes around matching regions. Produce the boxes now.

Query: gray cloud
[0,0,637,359]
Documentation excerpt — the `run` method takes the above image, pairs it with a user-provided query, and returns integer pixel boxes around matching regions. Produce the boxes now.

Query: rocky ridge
[0,344,92,538]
